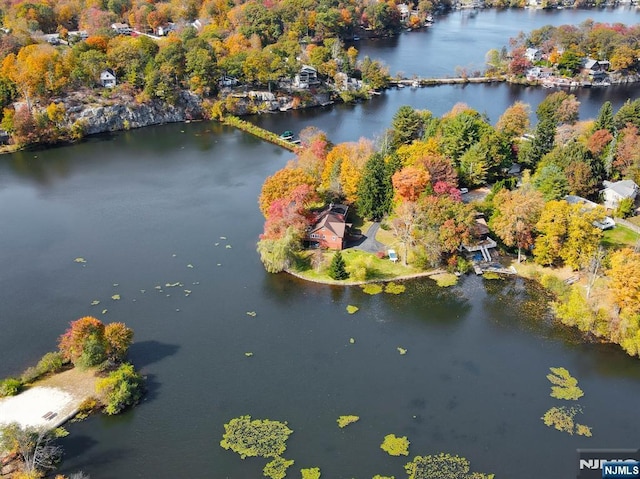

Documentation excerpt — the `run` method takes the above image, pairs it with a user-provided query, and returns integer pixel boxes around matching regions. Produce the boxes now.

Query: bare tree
[585,246,606,299]
[0,423,63,475]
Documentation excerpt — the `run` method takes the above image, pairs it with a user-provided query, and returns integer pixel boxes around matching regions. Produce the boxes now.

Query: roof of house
[101,68,116,78]
[309,204,351,238]
[602,179,639,198]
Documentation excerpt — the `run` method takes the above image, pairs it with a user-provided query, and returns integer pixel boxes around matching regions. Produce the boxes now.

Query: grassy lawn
[602,225,640,249]
[627,216,640,228]
[375,224,398,249]
[292,248,423,283]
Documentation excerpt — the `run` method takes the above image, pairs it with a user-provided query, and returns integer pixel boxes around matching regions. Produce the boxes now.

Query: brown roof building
[305,204,352,250]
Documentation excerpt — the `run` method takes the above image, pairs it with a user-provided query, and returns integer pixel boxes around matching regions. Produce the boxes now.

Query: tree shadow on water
[128,340,180,369]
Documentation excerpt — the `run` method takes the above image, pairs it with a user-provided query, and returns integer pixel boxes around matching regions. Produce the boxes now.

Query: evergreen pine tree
[594,101,614,133]
[328,251,349,280]
[357,153,393,220]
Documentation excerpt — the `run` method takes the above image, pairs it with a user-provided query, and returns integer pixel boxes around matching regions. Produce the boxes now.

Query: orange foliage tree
[259,166,315,216]
[392,166,431,202]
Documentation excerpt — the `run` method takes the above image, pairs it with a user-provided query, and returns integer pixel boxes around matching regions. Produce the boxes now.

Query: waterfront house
[601,180,639,209]
[526,66,554,81]
[100,69,117,88]
[294,65,320,88]
[462,216,497,262]
[305,204,351,250]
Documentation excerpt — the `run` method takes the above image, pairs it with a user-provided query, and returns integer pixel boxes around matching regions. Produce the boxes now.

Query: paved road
[353,222,386,253]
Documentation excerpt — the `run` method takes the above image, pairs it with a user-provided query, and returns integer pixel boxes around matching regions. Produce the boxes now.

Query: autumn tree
[496,101,531,140]
[104,322,134,362]
[608,248,640,315]
[392,166,430,202]
[391,200,421,266]
[534,200,604,269]
[58,316,107,368]
[490,187,544,262]
[259,167,316,217]
[321,139,373,202]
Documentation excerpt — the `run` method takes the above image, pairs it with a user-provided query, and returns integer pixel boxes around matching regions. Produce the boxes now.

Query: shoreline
[284,267,447,286]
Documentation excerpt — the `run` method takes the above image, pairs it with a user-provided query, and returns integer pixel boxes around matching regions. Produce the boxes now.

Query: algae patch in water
[547,367,584,400]
[220,415,293,459]
[380,434,410,456]
[337,415,360,428]
[385,282,406,294]
[361,284,383,295]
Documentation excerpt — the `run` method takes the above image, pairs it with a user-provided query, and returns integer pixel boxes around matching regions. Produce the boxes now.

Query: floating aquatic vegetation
[404,453,494,479]
[184,290,191,296]
[165,282,181,288]
[111,294,120,300]
[397,347,407,355]
[215,243,220,246]
[113,283,119,287]
[220,415,293,459]
[247,311,257,317]
[220,236,227,240]
[90,300,100,306]
[372,475,395,479]
[102,309,107,314]
[74,258,87,263]
[432,273,458,288]
[349,338,355,344]
[380,434,410,456]
[172,254,177,257]
[245,352,254,357]
[226,245,232,249]
[337,416,359,428]
[140,290,145,293]
[547,367,584,400]
[301,467,321,479]
[263,456,294,479]
[346,305,359,314]
[576,424,593,437]
[361,284,383,295]
[482,272,501,280]
[187,264,194,268]
[385,282,406,294]
[542,406,581,434]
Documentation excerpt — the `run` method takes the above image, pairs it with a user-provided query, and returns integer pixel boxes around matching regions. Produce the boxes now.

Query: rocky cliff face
[64,90,205,135]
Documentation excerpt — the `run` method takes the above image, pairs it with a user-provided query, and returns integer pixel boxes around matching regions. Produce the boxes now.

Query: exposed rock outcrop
[64,90,205,136]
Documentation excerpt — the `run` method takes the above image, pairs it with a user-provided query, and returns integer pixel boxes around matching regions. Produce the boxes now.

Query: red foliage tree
[392,166,431,202]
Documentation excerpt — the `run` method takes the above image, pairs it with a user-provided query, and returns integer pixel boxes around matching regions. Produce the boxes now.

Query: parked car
[593,217,615,230]
[459,188,469,194]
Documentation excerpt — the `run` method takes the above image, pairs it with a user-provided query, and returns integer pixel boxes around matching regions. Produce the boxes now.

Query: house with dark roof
[305,204,351,250]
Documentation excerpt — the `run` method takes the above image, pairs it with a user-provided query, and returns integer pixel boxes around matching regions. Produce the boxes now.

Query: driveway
[351,222,386,253]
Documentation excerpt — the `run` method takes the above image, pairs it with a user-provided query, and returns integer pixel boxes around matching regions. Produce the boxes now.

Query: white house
[525,48,542,62]
[601,179,639,209]
[526,66,554,81]
[111,23,132,35]
[155,23,175,36]
[100,69,117,88]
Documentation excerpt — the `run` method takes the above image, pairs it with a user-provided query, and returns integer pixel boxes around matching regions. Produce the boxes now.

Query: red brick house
[305,204,351,250]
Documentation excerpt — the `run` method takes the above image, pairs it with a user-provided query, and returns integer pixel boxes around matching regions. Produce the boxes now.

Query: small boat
[279,131,294,141]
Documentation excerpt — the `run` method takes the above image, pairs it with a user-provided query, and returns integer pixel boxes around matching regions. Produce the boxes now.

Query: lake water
[1,8,640,479]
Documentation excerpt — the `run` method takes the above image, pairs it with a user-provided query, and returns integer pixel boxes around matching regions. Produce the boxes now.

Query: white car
[593,217,615,230]
[459,188,469,194]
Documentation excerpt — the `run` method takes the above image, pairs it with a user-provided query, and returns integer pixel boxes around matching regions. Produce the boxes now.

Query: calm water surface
[1,8,640,479]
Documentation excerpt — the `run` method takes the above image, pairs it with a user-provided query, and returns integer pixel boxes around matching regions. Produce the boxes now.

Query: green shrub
[36,351,65,376]
[96,363,144,415]
[0,378,22,396]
